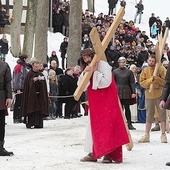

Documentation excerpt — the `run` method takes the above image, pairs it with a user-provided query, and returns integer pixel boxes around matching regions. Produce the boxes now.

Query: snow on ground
[2,0,170,170]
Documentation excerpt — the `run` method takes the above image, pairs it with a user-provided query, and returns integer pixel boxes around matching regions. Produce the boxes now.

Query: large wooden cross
[74,7,125,100]
[74,7,133,151]
[149,28,169,93]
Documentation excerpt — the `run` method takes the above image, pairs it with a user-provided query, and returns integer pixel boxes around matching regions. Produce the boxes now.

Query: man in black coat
[108,0,118,16]
[0,60,13,156]
[165,17,170,29]
[53,9,63,33]
[58,67,77,119]
[106,45,119,70]
[59,37,68,70]
[137,46,149,67]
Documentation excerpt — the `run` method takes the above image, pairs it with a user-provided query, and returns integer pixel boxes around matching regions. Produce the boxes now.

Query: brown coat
[0,60,12,110]
[20,69,49,117]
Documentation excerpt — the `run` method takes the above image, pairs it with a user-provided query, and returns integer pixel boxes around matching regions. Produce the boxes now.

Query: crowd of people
[52,0,70,36]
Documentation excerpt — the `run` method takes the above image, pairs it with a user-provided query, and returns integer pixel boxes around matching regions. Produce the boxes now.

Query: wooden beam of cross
[74,7,125,101]
[149,27,169,93]
[74,7,134,151]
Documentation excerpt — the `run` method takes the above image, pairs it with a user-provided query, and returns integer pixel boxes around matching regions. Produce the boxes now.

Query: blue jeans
[134,12,142,23]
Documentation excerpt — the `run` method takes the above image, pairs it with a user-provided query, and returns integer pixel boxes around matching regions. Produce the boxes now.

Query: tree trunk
[67,0,82,67]
[10,0,23,57]
[22,0,36,60]
[34,0,49,63]
[87,0,95,13]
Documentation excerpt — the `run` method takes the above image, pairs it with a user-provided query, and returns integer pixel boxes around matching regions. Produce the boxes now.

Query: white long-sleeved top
[78,60,112,90]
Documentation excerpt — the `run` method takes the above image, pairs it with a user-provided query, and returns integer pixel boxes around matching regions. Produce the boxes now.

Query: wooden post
[149,27,169,93]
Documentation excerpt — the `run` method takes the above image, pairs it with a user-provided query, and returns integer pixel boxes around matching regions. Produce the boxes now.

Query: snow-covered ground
[2,0,170,169]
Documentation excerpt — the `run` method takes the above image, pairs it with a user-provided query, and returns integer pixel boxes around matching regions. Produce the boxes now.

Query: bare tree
[22,0,37,60]
[67,0,82,67]
[10,0,23,57]
[87,0,95,13]
[33,0,49,63]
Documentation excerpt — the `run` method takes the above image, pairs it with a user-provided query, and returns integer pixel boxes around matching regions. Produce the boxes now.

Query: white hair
[129,64,136,70]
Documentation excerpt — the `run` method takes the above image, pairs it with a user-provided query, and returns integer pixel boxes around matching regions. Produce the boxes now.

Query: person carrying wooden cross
[138,54,167,143]
[79,48,129,163]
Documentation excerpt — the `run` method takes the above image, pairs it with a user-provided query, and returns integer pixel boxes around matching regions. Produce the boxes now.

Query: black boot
[127,122,136,130]
[0,141,14,156]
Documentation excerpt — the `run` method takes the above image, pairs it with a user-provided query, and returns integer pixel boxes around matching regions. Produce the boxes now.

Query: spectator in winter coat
[0,34,9,62]
[48,69,58,119]
[150,22,159,39]
[82,20,91,37]
[58,67,78,119]
[59,37,68,70]
[149,13,156,37]
[134,0,144,24]
[137,46,149,67]
[12,54,29,123]
[50,60,64,118]
[124,31,134,45]
[139,31,149,44]
[82,34,90,49]
[50,60,63,76]
[53,9,63,33]
[108,0,118,16]
[62,10,69,36]
[156,16,162,34]
[162,22,167,37]
[49,51,59,66]
[165,17,170,29]
[106,45,119,70]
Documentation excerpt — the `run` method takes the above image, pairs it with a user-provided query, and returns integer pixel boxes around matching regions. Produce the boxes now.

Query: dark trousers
[108,8,113,15]
[13,93,22,120]
[120,99,132,123]
[0,110,5,141]
[25,111,43,128]
[56,101,63,117]
[61,56,66,69]
[53,25,62,33]
[65,99,76,118]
